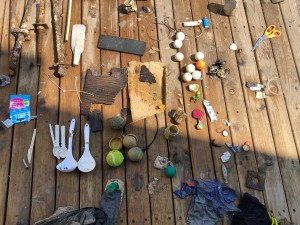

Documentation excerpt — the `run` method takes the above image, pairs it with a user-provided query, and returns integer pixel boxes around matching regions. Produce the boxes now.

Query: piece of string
[74,76,81,103]
[143,114,159,151]
[146,17,202,42]
[48,75,94,98]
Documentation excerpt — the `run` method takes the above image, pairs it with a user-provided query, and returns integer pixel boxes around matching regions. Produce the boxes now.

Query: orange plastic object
[196,60,206,70]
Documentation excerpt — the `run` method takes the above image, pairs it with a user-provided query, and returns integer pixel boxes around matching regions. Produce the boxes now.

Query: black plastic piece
[98,35,146,56]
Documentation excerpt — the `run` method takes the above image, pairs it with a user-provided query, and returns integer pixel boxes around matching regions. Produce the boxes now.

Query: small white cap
[230,43,238,51]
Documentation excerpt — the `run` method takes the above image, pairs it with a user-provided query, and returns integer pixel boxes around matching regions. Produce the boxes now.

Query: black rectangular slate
[98,35,146,56]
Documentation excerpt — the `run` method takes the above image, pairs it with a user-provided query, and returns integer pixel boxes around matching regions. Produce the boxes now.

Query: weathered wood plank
[175,0,216,186]
[79,0,102,208]
[0,0,7,43]
[243,0,300,222]
[119,6,151,225]
[100,0,127,224]
[280,0,300,79]
[30,0,58,223]
[137,0,175,224]
[260,0,300,162]
[5,1,39,223]
[207,0,262,200]
[229,0,290,219]
[154,0,193,224]
[56,0,81,208]
[0,1,16,224]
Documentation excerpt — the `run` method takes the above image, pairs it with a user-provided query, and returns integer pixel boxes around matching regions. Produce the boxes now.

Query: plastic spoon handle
[67,119,76,157]
[27,129,37,164]
[55,125,60,147]
[84,123,89,149]
[61,125,66,147]
[49,124,55,145]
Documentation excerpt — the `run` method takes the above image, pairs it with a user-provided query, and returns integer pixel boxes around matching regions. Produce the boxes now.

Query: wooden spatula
[71,24,86,66]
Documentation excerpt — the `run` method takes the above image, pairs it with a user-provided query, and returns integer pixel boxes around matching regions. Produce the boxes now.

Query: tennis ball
[123,134,138,148]
[106,150,124,167]
[127,147,143,162]
[165,165,176,177]
[110,116,125,129]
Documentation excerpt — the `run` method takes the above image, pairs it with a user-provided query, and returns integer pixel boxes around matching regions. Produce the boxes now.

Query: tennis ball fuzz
[106,150,124,167]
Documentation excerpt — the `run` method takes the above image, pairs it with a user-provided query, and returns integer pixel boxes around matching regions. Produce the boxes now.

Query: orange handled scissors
[251,25,281,51]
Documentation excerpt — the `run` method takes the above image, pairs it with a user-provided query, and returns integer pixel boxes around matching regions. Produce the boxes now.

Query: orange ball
[196,60,206,70]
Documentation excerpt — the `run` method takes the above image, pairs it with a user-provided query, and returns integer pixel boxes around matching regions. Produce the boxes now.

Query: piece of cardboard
[127,61,165,122]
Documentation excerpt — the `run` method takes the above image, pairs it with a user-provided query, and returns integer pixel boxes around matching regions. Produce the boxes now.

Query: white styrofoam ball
[182,72,192,82]
[173,39,183,49]
[195,52,204,60]
[186,64,196,73]
[230,43,238,51]
[192,70,202,80]
[175,52,184,61]
[176,32,185,41]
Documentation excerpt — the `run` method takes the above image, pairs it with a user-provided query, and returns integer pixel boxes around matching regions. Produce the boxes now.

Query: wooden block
[89,110,103,132]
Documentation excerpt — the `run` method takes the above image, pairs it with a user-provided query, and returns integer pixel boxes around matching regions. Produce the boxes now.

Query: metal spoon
[78,123,96,172]
[56,118,77,172]
[59,125,68,158]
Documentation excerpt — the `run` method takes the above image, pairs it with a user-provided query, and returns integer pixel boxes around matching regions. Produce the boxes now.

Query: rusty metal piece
[33,0,48,65]
[51,0,67,77]
[246,170,265,191]
[9,0,35,76]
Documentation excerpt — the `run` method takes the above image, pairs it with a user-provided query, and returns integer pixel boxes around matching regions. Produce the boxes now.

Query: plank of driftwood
[280,0,300,79]
[207,0,263,200]
[30,0,58,223]
[55,0,81,208]
[137,0,176,223]
[100,0,127,224]
[154,0,193,224]
[0,1,16,224]
[260,0,300,162]
[5,1,39,224]
[243,0,300,222]
[119,8,151,225]
[80,0,102,208]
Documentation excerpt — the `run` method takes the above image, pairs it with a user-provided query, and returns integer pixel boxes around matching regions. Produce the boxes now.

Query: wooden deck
[0,0,300,224]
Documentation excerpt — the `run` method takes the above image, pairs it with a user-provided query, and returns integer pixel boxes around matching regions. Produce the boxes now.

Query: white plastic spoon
[56,118,77,172]
[59,125,68,158]
[54,125,60,159]
[78,123,96,172]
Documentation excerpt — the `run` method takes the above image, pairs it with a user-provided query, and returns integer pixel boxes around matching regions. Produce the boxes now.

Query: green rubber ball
[127,147,143,162]
[106,150,124,167]
[110,116,125,129]
[165,165,176,177]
